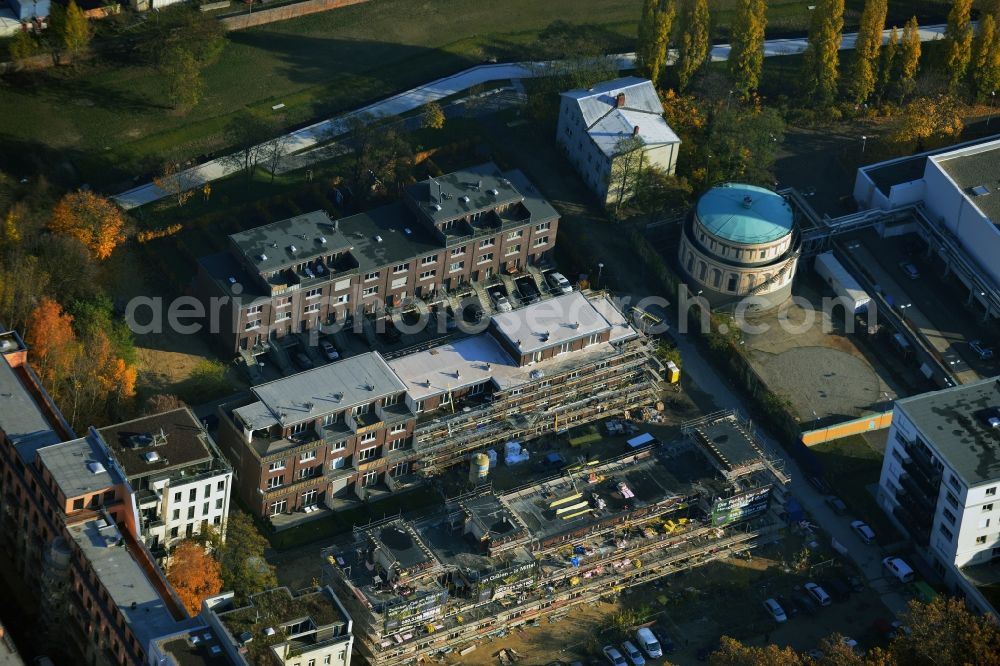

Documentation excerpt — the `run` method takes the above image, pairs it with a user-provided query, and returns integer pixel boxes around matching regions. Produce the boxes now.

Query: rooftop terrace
[98,408,219,480]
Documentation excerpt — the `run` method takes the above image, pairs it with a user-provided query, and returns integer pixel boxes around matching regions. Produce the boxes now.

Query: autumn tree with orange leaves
[49,191,126,260]
[167,540,223,616]
[26,296,79,390]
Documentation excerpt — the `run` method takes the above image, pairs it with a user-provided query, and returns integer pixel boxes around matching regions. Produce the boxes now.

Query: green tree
[161,47,204,113]
[706,105,784,186]
[728,0,767,99]
[9,30,38,70]
[57,0,91,59]
[898,16,922,100]
[631,167,692,223]
[637,0,675,86]
[851,0,888,104]
[801,0,845,107]
[943,0,974,93]
[216,512,277,604]
[878,26,900,97]
[422,102,445,130]
[971,14,1000,101]
[676,0,711,92]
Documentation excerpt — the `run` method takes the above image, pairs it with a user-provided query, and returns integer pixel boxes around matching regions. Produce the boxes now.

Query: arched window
[711,269,722,288]
[698,261,708,281]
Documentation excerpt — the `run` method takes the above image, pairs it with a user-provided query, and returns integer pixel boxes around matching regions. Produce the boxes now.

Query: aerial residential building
[324,411,788,666]
[98,408,233,559]
[557,77,680,205]
[877,377,1000,616]
[215,292,662,524]
[196,163,560,355]
[202,587,354,666]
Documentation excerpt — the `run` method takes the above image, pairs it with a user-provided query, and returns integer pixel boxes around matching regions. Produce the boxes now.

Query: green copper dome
[696,183,794,245]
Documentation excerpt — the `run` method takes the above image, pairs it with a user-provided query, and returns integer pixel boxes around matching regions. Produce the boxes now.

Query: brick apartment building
[216,292,663,523]
[196,163,559,355]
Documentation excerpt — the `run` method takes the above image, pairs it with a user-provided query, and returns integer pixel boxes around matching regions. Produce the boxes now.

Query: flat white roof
[387,335,513,401]
[491,291,614,355]
[589,295,639,344]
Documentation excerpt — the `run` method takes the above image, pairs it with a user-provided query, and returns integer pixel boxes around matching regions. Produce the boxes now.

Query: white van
[635,628,662,659]
[804,582,832,606]
[851,520,876,545]
[883,556,915,583]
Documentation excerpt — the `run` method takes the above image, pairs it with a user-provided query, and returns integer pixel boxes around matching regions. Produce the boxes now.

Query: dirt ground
[742,277,902,423]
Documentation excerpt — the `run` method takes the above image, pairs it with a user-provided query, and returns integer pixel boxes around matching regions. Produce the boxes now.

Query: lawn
[0,0,952,190]
[811,435,902,543]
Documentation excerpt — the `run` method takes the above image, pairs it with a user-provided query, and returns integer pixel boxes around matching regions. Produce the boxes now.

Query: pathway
[112,25,950,210]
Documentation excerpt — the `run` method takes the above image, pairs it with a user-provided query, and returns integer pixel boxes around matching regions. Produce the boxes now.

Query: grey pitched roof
[249,352,406,427]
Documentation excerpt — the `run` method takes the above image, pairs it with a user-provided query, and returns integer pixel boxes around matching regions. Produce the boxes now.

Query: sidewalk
[112,24,949,210]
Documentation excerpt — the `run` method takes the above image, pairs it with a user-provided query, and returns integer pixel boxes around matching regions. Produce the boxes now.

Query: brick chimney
[616,92,625,108]
[632,125,640,136]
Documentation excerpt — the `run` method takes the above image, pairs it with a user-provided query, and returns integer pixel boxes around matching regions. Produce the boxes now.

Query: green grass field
[0,0,952,190]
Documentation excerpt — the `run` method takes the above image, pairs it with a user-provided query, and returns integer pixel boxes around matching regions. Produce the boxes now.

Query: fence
[800,410,893,446]
[220,0,369,30]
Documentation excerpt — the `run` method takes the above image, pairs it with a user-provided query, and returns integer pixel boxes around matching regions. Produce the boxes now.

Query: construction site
[321,411,790,666]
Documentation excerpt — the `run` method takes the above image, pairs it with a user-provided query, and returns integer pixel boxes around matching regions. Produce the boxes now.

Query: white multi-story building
[877,377,1000,615]
[557,77,681,206]
[98,408,233,559]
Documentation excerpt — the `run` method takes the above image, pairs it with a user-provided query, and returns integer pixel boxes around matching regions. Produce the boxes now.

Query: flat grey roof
[37,434,118,498]
[404,163,523,225]
[897,377,1000,486]
[387,334,513,401]
[154,626,232,666]
[229,210,348,274]
[68,518,180,650]
[99,408,217,480]
[340,201,442,273]
[0,356,62,462]
[864,156,928,196]
[934,143,1000,225]
[502,169,560,224]
[250,352,406,427]
[491,291,613,355]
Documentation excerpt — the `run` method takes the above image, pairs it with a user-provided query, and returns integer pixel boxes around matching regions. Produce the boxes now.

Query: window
[478,253,494,264]
[534,236,549,247]
[383,393,399,407]
[275,311,291,322]
[480,238,495,249]
[507,230,523,240]
[276,296,291,309]
[217,480,225,492]
[891,449,905,464]
[269,460,286,472]
[535,221,551,232]
[947,492,960,510]
[362,286,378,297]
[943,508,957,525]
[331,441,346,453]
[451,246,467,256]
[305,288,322,299]
[270,500,287,516]
[939,524,954,541]
[505,244,521,256]
[267,475,284,489]
[298,467,318,479]
[213,515,222,525]
[245,320,261,331]
[189,489,197,501]
[304,303,320,314]
[985,503,995,512]
[358,447,378,462]
[421,254,438,265]
[215,498,223,510]
[980,518,992,529]
[727,274,738,292]
[414,400,423,413]
[172,509,180,521]
[335,294,349,304]
[393,263,409,273]
[300,450,316,462]
[950,474,962,492]
[989,487,998,496]
[389,438,406,451]
[365,271,379,281]
[977,536,988,544]
[170,527,179,538]
[187,507,195,519]
[291,422,308,435]
[559,342,571,354]
[419,270,436,280]
[362,470,379,487]
[390,423,406,434]
[360,432,377,445]
[202,502,209,516]
[247,305,263,315]
[73,498,84,511]
[450,261,464,273]
[174,491,181,503]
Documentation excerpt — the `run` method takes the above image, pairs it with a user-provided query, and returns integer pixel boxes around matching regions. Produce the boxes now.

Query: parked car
[492,292,513,313]
[804,582,832,607]
[825,496,848,515]
[461,300,485,323]
[602,645,627,666]
[883,556,915,583]
[791,591,818,615]
[320,340,340,361]
[620,640,645,666]
[898,261,920,279]
[848,575,865,592]
[851,520,876,545]
[823,577,851,601]
[775,594,799,617]
[970,339,995,360]
[763,598,788,623]
[546,271,574,293]
[293,351,314,370]
[635,628,662,659]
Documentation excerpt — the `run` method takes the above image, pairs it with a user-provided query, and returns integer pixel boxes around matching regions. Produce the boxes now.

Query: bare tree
[221,111,273,179]
[608,135,646,218]
[261,133,293,182]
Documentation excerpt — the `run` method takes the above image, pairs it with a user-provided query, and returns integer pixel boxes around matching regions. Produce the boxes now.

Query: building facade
[215,292,663,523]
[678,183,800,310]
[557,77,680,205]
[877,378,1000,616]
[324,412,788,666]
[196,164,560,355]
[202,587,354,666]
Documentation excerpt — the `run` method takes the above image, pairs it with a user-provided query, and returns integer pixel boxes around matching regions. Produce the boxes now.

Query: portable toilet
[666,361,681,384]
[469,453,490,482]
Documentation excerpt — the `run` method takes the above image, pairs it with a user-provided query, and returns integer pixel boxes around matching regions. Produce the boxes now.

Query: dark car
[848,575,865,592]
[775,593,799,617]
[793,591,819,616]
[293,351,314,370]
[825,496,848,515]
[461,300,485,323]
[823,577,851,602]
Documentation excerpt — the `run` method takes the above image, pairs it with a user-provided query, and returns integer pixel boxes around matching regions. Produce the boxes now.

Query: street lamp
[989,91,996,127]
[861,135,868,156]
[597,263,604,290]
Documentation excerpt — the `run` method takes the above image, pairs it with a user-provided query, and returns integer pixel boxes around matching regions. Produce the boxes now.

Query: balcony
[893,504,931,546]
[898,473,936,514]
[901,456,941,498]
[902,440,942,485]
[351,411,385,435]
[267,253,360,296]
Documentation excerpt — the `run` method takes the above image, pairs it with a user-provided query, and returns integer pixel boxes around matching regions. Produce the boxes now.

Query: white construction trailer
[814,252,871,313]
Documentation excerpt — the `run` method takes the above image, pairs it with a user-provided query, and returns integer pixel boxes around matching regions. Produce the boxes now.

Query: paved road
[112,24,951,210]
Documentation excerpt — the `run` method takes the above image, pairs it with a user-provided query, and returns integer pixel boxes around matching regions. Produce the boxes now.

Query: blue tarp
[546,452,564,465]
